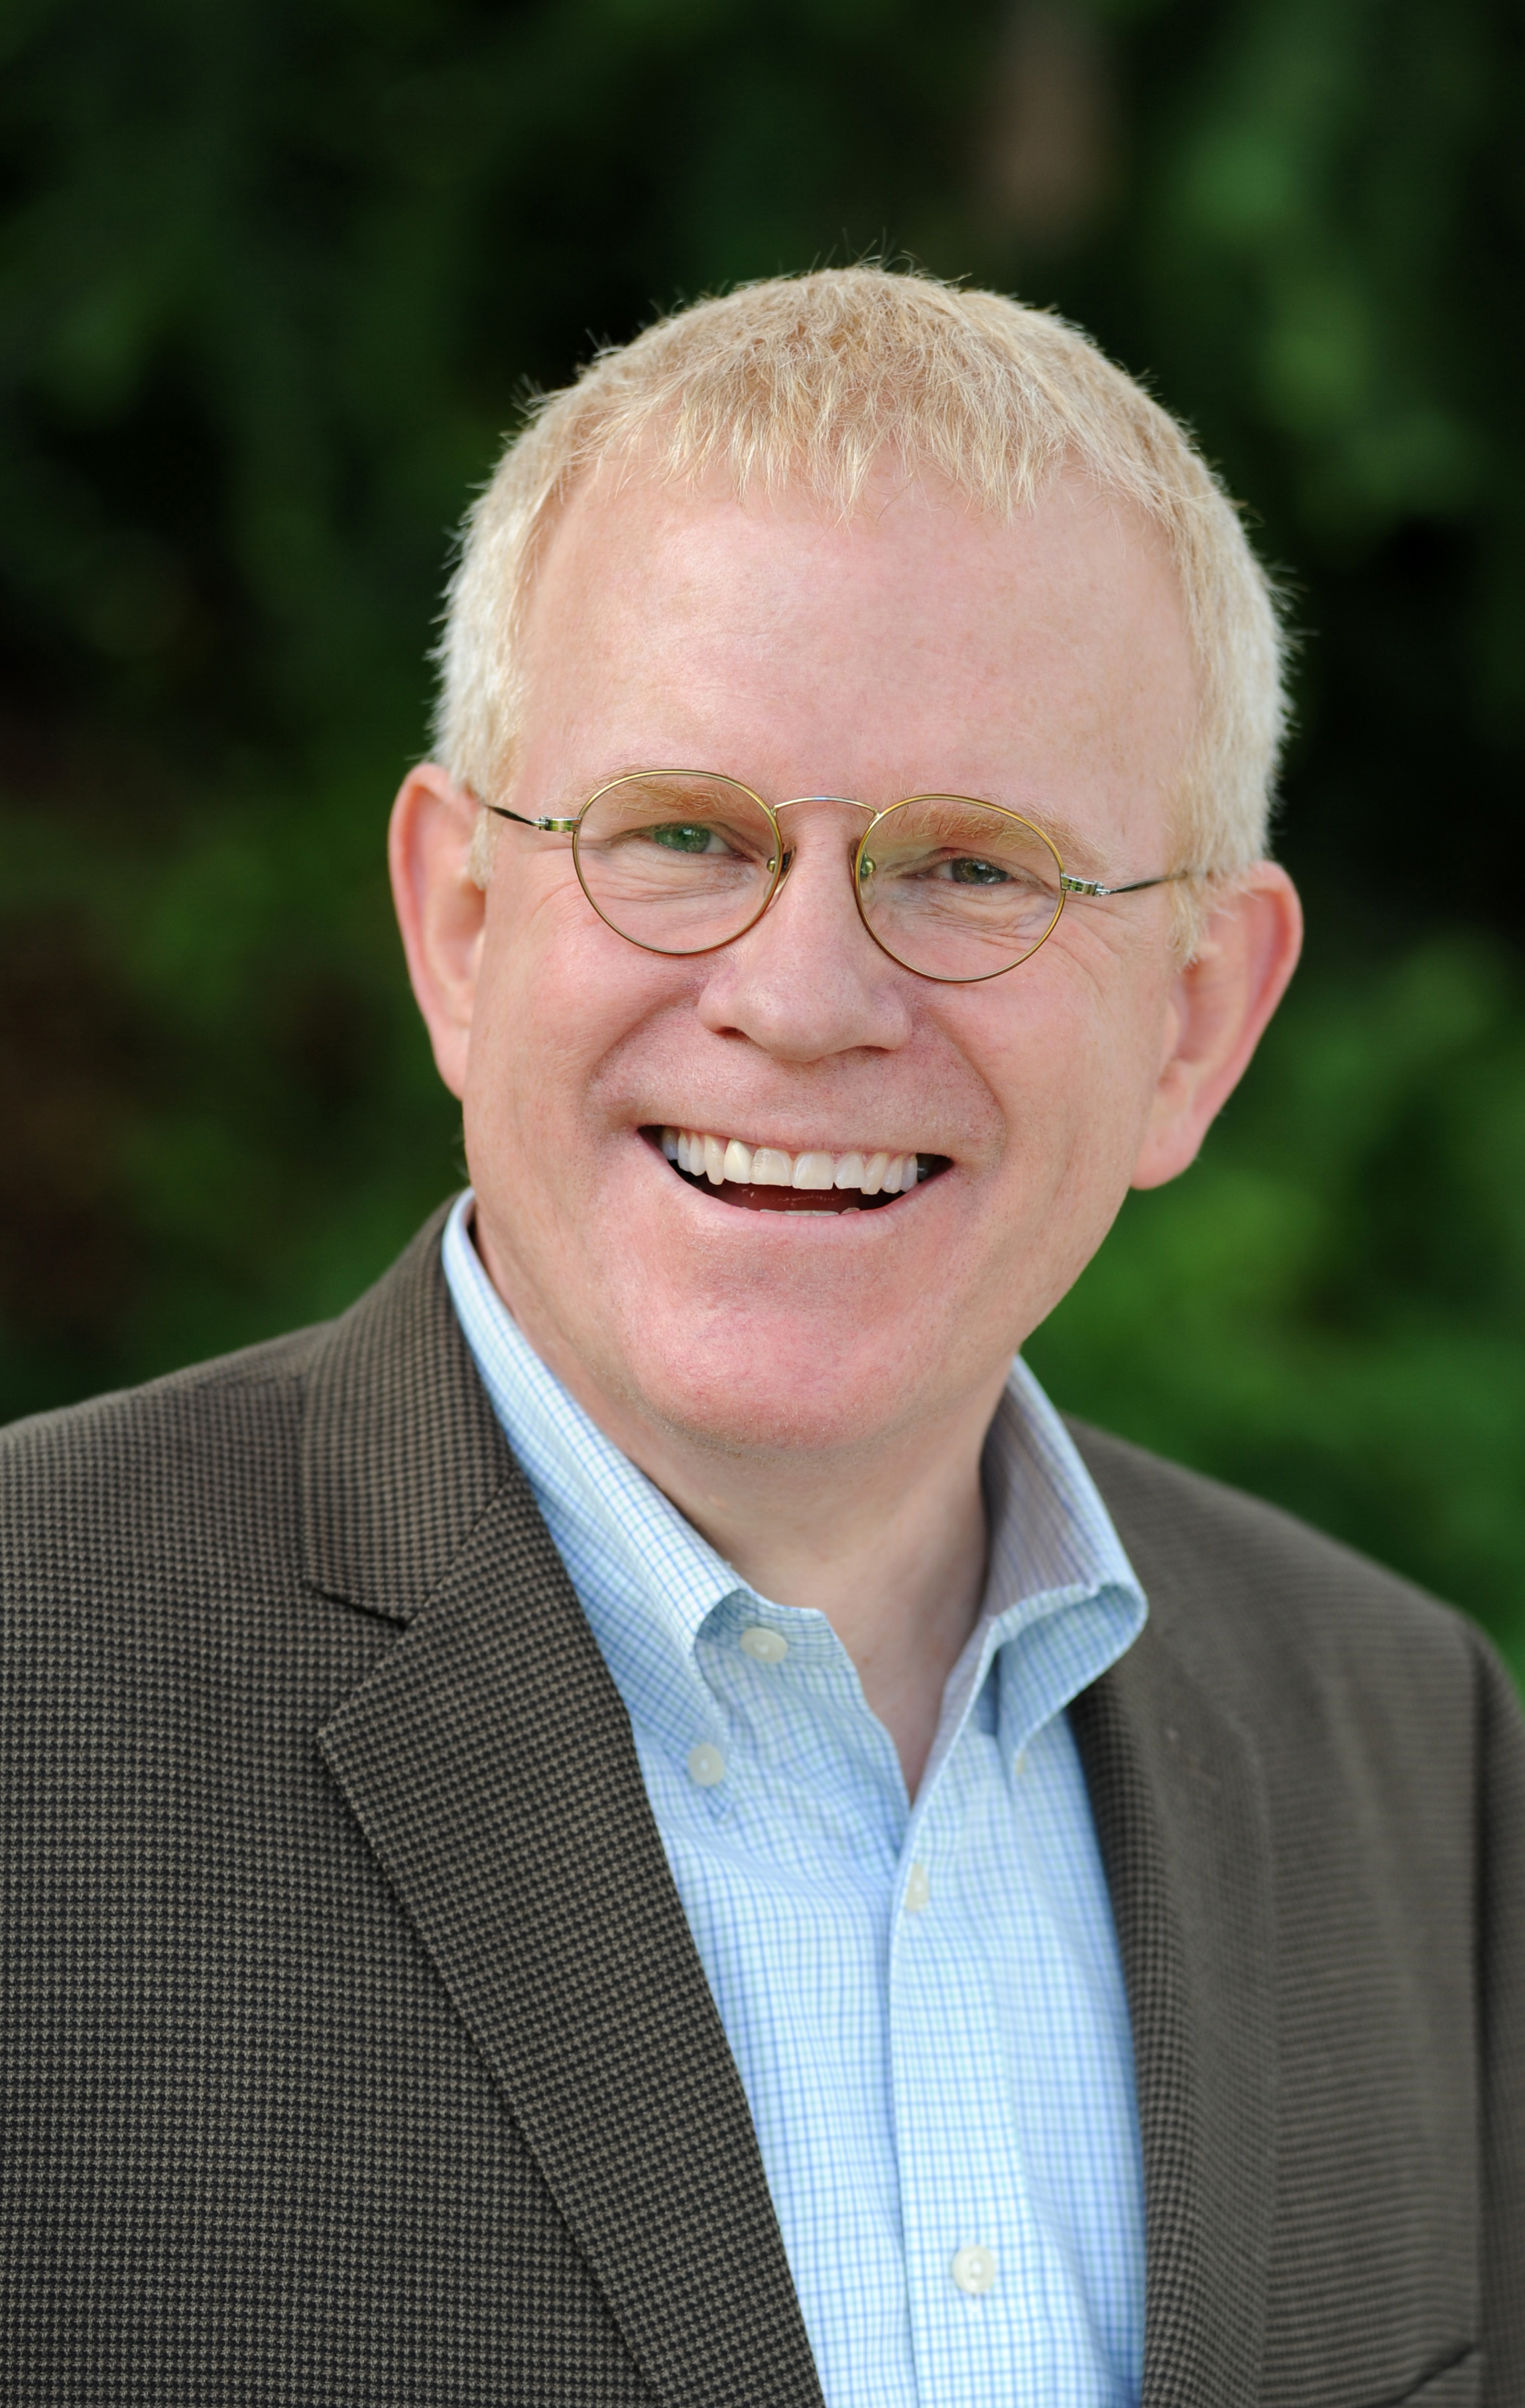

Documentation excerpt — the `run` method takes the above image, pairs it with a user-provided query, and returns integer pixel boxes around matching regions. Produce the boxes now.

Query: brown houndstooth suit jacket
[3,1205,1522,2405]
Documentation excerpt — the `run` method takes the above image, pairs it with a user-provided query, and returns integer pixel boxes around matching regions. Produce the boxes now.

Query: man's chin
[572,1282,951,1461]
[473,1162,1003,1458]
[628,1368,924,1463]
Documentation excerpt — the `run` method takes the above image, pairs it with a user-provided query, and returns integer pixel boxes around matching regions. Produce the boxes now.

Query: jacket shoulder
[2,1317,330,1469]
[0,1321,334,1598]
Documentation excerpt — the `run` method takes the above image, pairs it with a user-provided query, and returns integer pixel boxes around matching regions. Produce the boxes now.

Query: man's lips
[642,1126,950,1212]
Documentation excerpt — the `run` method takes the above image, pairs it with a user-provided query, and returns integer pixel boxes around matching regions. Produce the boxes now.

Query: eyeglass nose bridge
[774,794,875,808]
[761,792,880,900]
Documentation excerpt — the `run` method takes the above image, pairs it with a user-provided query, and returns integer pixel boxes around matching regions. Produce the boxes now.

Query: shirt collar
[442,1191,1145,1777]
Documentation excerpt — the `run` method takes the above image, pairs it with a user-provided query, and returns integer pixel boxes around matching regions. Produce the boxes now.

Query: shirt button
[903,1862,931,1914]
[687,1742,726,1787]
[951,2244,998,2296]
[739,1625,788,1664]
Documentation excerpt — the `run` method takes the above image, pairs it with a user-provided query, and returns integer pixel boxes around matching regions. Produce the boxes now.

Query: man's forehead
[526,457,1191,705]
[520,459,1195,794]
[544,448,1172,573]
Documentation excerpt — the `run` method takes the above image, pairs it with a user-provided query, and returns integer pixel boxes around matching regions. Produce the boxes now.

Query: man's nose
[692,805,914,1061]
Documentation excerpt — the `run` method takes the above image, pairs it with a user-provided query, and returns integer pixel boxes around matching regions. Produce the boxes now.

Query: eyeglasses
[480,770,1193,985]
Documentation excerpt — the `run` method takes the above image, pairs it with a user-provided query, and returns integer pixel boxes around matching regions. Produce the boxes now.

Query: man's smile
[645,1125,951,1213]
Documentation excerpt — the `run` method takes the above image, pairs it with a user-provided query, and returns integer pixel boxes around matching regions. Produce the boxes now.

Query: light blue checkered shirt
[444,1193,1146,2406]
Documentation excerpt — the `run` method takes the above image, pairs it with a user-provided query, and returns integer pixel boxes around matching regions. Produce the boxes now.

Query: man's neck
[637,1427,993,1800]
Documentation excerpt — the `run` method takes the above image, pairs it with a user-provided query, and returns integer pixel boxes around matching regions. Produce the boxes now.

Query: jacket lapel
[1069,1423,1278,2408]
[304,1211,824,2408]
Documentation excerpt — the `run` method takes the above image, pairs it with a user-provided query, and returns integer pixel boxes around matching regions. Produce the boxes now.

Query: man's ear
[389,763,487,1103]
[1131,863,1304,1190]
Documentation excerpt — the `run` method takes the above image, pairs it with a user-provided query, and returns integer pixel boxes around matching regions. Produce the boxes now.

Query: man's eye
[648,821,719,854]
[943,855,1012,886]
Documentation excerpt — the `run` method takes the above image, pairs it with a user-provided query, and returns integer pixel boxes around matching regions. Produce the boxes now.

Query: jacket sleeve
[1477,1630,1525,2406]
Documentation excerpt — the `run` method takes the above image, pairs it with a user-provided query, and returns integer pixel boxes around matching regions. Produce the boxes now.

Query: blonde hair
[438,268,1288,940]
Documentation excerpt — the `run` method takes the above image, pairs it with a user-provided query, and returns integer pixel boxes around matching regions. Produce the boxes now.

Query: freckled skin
[391,461,1301,1787]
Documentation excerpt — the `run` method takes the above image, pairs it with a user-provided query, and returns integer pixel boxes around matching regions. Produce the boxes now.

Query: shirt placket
[890,1652,1108,2405]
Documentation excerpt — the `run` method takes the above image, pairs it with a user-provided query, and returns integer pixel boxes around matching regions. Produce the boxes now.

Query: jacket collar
[301,1209,1276,2408]
[300,1203,503,1622]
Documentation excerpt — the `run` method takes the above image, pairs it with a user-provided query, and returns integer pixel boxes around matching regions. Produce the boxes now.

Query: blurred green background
[2,0,1522,1671]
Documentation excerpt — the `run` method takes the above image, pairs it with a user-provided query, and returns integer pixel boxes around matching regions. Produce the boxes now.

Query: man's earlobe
[1131,864,1303,1191]
[388,763,487,1104]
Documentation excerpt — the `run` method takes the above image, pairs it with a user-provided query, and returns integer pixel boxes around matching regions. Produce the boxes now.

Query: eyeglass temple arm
[1059,869,1196,898]
[479,802,580,833]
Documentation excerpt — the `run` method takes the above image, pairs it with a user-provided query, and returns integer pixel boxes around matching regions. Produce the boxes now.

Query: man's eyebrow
[538,766,741,810]
[1023,811,1106,873]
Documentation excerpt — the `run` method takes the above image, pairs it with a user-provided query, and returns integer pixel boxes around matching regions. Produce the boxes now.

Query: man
[3,269,1520,2407]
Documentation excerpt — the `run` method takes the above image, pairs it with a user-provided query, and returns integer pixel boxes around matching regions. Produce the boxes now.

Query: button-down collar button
[951,2244,997,2295]
[687,1742,726,1787]
[739,1625,788,1665]
[903,1862,931,1914]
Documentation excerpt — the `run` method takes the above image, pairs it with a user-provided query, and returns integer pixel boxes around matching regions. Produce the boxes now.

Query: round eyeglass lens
[855,796,1064,981]
[573,772,780,955]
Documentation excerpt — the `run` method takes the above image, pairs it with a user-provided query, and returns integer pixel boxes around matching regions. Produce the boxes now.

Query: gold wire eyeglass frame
[479,770,1195,985]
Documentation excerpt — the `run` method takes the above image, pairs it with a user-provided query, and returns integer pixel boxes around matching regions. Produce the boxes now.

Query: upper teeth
[661,1128,922,1195]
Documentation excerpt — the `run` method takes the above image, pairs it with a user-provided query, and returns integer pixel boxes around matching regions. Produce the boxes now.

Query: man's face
[456,465,1200,1463]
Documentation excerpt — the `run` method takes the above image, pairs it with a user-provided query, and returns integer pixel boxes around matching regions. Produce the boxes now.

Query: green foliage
[1,0,1522,1663]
